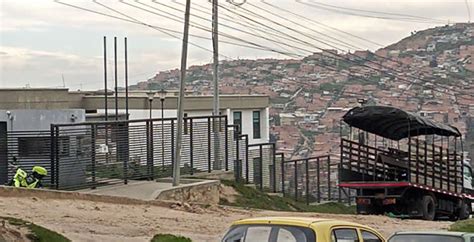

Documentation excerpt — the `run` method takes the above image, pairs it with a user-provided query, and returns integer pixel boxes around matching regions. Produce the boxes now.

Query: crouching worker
[10,166,47,189]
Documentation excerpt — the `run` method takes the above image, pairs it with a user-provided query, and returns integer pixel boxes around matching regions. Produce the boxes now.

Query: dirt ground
[0,218,32,242]
[0,196,453,242]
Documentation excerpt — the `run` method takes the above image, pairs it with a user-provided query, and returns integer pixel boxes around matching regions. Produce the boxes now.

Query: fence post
[327,156,331,201]
[259,144,263,191]
[245,136,249,183]
[208,117,212,173]
[190,118,194,175]
[272,143,277,193]
[55,126,60,189]
[49,124,55,188]
[91,124,96,189]
[294,160,298,202]
[146,120,152,180]
[317,157,321,203]
[281,155,285,196]
[224,116,229,171]
[123,123,129,185]
[171,119,175,176]
[235,132,240,182]
[305,159,309,205]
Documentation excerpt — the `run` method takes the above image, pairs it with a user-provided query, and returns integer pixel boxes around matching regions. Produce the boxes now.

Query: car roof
[232,217,373,229]
[392,231,471,237]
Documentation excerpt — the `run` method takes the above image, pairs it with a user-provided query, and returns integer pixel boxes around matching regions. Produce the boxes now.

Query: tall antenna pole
[104,36,108,121]
[61,74,66,88]
[125,37,129,120]
[114,36,118,120]
[174,0,191,187]
[212,0,221,170]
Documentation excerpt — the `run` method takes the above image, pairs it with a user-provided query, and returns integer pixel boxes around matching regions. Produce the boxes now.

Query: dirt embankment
[0,218,32,242]
[0,193,452,242]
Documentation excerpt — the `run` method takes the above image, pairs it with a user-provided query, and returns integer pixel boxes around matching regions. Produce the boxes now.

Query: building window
[233,111,242,132]
[253,111,261,139]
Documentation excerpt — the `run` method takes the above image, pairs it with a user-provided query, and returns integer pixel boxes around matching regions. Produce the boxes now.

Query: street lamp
[146,91,156,120]
[158,89,167,169]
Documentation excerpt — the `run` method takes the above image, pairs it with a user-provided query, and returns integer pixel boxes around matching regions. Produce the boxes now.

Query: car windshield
[389,234,463,242]
[222,224,316,242]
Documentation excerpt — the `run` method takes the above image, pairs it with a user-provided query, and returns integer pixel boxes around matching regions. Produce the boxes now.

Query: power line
[262,1,383,48]
[297,0,447,24]
[130,1,310,57]
[223,2,473,99]
[305,0,448,23]
[55,0,470,99]
[259,2,470,97]
[56,1,298,59]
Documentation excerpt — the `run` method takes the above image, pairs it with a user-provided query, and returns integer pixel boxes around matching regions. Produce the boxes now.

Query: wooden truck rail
[340,138,463,194]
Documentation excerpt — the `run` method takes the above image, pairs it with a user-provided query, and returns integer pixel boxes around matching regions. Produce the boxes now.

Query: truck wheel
[421,195,436,221]
[459,202,470,220]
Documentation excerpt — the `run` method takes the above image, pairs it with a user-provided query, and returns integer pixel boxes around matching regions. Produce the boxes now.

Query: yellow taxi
[221,217,386,242]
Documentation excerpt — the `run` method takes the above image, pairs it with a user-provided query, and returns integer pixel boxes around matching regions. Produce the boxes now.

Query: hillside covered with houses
[132,23,474,161]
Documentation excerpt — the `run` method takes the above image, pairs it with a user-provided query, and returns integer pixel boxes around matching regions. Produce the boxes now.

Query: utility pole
[103,36,108,121]
[174,0,191,187]
[114,36,118,120]
[212,0,221,170]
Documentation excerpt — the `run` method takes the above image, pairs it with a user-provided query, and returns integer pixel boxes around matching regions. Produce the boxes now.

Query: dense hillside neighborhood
[134,23,474,160]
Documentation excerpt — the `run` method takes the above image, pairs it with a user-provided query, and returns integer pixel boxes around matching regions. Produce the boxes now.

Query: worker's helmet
[32,166,47,179]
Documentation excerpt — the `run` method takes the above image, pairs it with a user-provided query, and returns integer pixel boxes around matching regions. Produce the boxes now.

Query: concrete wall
[228,108,270,145]
[156,179,220,204]
[97,107,271,145]
[0,109,86,131]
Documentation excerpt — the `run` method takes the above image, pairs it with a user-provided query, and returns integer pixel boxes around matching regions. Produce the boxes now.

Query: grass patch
[151,234,192,242]
[2,217,70,242]
[449,219,474,232]
[220,180,355,214]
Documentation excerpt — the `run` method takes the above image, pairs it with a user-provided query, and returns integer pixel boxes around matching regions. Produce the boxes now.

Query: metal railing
[49,115,229,190]
[281,155,353,205]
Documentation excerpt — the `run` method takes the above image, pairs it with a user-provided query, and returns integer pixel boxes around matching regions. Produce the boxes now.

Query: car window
[276,226,314,242]
[332,228,359,242]
[245,226,272,242]
[471,237,474,242]
[361,230,382,242]
[388,234,463,242]
[222,225,316,242]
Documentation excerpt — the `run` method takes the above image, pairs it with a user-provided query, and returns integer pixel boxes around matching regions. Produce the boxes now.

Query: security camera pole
[173,0,191,186]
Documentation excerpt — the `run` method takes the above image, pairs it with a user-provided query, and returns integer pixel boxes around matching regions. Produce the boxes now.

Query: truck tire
[459,201,470,220]
[421,195,436,221]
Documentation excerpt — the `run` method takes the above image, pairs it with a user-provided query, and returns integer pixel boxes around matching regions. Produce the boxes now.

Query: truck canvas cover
[343,106,461,141]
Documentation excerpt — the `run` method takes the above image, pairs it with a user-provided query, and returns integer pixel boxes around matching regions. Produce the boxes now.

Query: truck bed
[339,138,463,194]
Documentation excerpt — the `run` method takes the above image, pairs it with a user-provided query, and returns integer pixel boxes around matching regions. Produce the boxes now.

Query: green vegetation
[151,234,192,242]
[2,217,70,242]
[220,180,355,214]
[318,82,345,93]
[449,219,474,233]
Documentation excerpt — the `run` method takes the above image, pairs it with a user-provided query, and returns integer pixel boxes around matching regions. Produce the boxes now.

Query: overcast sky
[0,0,471,90]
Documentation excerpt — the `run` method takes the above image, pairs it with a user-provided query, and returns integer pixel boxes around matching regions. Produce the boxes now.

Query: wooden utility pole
[173,0,191,186]
[212,0,221,170]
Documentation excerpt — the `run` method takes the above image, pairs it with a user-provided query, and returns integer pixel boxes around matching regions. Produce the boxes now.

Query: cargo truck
[338,106,473,220]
